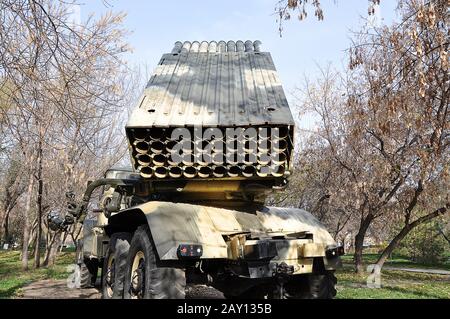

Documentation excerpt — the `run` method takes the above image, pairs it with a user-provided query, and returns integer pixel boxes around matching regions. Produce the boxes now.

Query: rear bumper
[225,238,343,277]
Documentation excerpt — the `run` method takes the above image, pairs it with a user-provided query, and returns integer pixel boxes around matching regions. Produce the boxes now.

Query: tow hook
[273,262,295,276]
[272,262,294,299]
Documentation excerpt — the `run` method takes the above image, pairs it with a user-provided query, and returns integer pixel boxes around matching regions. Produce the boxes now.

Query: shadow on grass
[0,281,30,299]
[0,264,21,277]
[387,260,450,271]
[382,270,449,282]
[381,285,442,299]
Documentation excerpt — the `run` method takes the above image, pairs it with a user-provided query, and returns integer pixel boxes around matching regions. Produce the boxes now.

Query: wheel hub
[130,251,145,298]
[105,255,116,297]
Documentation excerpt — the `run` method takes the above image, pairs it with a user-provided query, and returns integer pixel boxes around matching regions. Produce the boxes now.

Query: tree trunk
[59,231,69,253]
[373,225,411,274]
[45,232,62,267]
[43,234,53,266]
[1,193,12,244]
[28,217,38,256]
[3,214,8,245]
[354,214,374,273]
[1,208,11,244]
[21,173,35,271]
[43,232,61,267]
[70,224,82,251]
[1,180,22,245]
[34,142,43,269]
[29,230,37,257]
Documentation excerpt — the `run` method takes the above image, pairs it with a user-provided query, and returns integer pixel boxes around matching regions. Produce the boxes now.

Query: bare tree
[347,0,449,273]
[291,0,448,273]
[0,0,133,269]
[274,0,381,35]
[0,155,25,245]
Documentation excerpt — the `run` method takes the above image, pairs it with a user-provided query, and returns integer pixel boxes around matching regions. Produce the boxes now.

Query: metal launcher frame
[126,40,295,198]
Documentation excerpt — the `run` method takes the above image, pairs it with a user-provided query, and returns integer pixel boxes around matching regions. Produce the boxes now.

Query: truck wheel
[77,239,98,288]
[101,232,131,299]
[300,271,337,299]
[123,225,186,299]
[79,261,96,288]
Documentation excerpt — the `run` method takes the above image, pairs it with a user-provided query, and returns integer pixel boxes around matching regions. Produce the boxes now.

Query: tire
[302,271,337,299]
[79,262,93,288]
[123,225,186,299]
[79,259,98,288]
[101,232,132,299]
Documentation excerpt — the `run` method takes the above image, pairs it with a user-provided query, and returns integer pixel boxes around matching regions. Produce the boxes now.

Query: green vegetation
[336,266,450,299]
[340,253,450,271]
[1,250,449,299]
[394,221,450,265]
[336,254,450,299]
[0,250,75,298]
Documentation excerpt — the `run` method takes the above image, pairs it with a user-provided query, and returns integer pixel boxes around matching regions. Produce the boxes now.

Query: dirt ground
[18,279,101,299]
[19,280,225,299]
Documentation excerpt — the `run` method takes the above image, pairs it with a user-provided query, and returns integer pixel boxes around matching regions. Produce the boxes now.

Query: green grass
[336,254,450,299]
[340,253,450,271]
[0,250,75,298]
[1,250,449,299]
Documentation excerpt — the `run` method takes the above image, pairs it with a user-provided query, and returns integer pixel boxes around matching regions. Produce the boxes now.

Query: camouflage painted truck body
[108,201,339,271]
[58,41,343,299]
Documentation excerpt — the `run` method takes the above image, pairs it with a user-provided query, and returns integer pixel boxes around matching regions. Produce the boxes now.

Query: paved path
[20,266,450,299]
[19,280,224,299]
[383,266,450,275]
[19,279,101,299]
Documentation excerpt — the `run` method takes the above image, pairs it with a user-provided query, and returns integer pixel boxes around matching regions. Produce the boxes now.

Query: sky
[77,0,399,128]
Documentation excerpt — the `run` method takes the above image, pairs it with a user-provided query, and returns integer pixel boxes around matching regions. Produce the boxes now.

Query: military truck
[49,40,343,299]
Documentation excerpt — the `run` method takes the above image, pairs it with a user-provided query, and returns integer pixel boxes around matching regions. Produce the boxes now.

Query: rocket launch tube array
[128,126,291,179]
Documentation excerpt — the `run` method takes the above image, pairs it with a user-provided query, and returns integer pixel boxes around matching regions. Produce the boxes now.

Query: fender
[109,201,336,260]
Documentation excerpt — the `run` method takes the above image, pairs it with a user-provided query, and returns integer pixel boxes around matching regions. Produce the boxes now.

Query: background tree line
[0,0,138,269]
[272,0,449,273]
